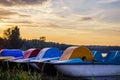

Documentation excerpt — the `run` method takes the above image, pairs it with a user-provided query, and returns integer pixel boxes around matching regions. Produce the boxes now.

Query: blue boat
[0,49,23,57]
[10,48,62,63]
[47,46,120,77]
[0,49,24,60]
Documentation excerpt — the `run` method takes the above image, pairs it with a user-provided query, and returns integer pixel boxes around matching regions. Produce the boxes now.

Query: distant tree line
[0,26,70,50]
[0,26,120,52]
[21,39,71,50]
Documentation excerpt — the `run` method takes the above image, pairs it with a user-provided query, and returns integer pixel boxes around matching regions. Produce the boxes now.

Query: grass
[0,62,65,80]
[91,74,94,80]
[0,62,96,80]
[0,62,42,80]
[0,69,30,80]
[0,68,42,80]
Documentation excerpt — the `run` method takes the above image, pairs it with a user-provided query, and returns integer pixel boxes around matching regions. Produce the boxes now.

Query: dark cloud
[77,17,93,22]
[27,22,71,30]
[0,9,17,21]
[0,8,31,21]
[45,23,62,28]
[99,0,120,10]
[19,14,31,17]
[0,8,18,16]
[0,0,48,6]
[81,17,93,21]
[7,20,32,24]
[5,22,74,31]
[0,16,10,21]
[19,22,63,28]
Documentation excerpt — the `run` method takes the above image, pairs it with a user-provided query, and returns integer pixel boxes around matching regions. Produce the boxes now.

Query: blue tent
[0,49,23,57]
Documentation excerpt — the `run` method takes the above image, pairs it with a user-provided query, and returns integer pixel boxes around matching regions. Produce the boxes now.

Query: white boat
[54,61,120,77]
[49,46,120,77]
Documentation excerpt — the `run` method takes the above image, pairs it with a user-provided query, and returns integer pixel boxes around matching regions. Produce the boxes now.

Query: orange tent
[60,46,93,61]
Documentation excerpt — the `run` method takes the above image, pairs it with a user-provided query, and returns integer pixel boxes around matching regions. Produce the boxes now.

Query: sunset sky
[0,0,120,46]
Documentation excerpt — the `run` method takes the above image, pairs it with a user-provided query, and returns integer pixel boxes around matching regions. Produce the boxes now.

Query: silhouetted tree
[39,36,46,42]
[3,26,23,49]
[0,37,4,48]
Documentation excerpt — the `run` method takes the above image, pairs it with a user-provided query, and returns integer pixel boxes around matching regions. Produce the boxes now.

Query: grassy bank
[0,68,93,80]
[0,62,42,80]
[0,62,96,80]
[0,67,42,80]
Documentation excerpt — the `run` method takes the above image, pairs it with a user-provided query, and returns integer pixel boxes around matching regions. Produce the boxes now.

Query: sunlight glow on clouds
[0,0,120,45]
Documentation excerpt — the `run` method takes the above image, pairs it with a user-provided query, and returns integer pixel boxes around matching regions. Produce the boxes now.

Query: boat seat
[60,46,94,61]
[111,51,120,63]
[91,51,104,62]
[116,51,120,57]
[104,51,119,62]
[11,48,62,62]
[35,48,62,60]
[22,48,40,59]
[112,57,120,63]
[0,49,23,57]
[91,51,97,56]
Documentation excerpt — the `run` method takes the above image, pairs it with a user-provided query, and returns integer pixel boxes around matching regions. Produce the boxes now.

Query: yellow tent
[60,46,93,61]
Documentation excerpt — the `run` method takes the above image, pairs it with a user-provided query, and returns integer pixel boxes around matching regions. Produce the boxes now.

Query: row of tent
[0,46,120,63]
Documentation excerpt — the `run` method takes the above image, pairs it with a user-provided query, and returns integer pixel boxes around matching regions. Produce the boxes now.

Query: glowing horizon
[0,0,120,46]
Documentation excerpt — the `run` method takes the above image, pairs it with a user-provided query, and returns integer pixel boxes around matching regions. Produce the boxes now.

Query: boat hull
[55,64,120,77]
